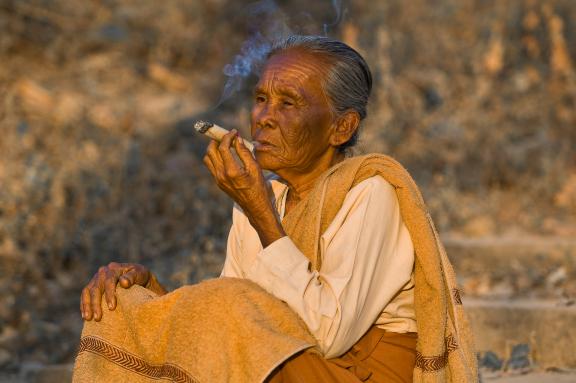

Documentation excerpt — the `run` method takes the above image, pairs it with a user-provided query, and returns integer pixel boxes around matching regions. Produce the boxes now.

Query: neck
[277,150,345,202]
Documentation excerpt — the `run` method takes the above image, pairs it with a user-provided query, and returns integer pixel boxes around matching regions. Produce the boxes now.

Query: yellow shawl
[73,153,477,382]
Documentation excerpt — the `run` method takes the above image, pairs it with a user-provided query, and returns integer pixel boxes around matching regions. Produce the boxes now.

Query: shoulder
[321,175,402,243]
[345,176,396,204]
[330,176,398,223]
[354,175,394,191]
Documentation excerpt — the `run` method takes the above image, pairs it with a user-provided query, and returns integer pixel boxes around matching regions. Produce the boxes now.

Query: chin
[254,152,282,172]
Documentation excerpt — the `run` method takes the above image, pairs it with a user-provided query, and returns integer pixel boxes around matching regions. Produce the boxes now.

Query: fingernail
[108,302,113,309]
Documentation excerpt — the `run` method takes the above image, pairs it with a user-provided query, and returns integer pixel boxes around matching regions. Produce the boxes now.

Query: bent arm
[244,177,414,358]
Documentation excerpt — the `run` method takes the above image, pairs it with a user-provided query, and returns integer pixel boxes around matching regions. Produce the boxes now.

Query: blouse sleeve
[244,176,415,358]
[220,204,245,278]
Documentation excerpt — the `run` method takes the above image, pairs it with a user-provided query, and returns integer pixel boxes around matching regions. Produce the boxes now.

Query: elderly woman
[78,36,476,383]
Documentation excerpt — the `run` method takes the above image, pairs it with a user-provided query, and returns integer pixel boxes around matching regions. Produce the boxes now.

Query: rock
[20,363,73,383]
[0,348,11,367]
[0,326,18,346]
[465,298,576,369]
[506,344,532,371]
[480,351,504,371]
[546,267,567,287]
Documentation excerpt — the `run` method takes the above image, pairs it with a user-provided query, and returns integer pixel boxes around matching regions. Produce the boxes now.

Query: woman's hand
[203,130,271,216]
[80,262,166,321]
[203,130,285,247]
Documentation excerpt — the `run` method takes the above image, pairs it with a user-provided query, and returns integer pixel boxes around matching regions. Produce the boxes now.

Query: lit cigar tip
[194,120,214,134]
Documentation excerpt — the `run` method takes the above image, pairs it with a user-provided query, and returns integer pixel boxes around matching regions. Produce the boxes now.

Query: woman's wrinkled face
[250,49,336,173]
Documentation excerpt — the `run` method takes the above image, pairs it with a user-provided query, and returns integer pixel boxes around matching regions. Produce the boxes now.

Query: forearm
[245,205,286,248]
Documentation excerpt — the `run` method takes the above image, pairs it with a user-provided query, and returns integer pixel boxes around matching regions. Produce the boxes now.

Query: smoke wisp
[218,0,345,106]
[218,0,291,106]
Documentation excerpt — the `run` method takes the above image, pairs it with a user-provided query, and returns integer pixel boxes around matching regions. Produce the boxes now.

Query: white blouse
[220,175,417,359]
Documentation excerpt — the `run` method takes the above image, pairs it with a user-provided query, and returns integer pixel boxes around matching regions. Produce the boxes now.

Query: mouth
[253,139,275,151]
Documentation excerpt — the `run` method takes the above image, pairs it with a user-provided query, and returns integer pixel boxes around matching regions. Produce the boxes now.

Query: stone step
[444,236,576,273]
[484,371,576,383]
[0,364,74,383]
[465,298,576,369]
[443,236,576,298]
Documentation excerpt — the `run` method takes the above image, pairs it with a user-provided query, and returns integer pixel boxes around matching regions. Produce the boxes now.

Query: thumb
[120,266,150,288]
[119,269,137,288]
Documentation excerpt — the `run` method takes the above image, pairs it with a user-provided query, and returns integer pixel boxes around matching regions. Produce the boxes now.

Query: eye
[282,99,294,107]
[255,95,266,103]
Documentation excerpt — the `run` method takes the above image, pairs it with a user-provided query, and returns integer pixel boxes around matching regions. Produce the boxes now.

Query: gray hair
[267,35,373,152]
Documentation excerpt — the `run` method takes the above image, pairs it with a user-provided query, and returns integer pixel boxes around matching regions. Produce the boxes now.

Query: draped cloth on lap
[73,153,478,383]
[73,279,316,383]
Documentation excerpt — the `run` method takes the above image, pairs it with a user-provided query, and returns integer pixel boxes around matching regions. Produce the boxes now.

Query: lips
[253,138,275,150]
[253,142,274,152]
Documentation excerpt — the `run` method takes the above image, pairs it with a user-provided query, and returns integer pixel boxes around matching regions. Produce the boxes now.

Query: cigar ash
[194,120,214,134]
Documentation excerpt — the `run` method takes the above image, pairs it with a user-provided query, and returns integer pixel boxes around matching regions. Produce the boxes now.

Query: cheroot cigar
[194,120,254,152]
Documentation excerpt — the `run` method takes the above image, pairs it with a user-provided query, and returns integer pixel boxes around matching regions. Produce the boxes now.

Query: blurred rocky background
[0,0,575,380]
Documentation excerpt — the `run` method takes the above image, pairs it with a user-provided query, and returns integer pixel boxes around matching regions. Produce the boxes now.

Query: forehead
[257,50,329,93]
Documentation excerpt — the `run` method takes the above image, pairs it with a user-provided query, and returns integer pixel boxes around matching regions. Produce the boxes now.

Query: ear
[329,110,360,147]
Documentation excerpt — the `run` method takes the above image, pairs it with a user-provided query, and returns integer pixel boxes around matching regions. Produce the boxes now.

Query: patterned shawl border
[415,334,459,372]
[452,288,463,305]
[76,336,197,383]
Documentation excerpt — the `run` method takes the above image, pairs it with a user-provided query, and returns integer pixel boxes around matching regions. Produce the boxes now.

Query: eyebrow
[280,87,302,99]
[253,85,304,100]
[253,86,266,95]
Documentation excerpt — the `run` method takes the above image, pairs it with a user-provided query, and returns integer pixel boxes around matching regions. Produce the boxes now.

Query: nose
[252,101,277,135]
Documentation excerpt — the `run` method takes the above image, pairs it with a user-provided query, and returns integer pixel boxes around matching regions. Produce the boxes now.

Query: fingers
[204,131,247,185]
[81,262,150,321]
[81,285,93,321]
[90,274,104,322]
[206,139,221,163]
[103,266,120,310]
[133,265,151,286]
[218,130,243,176]
[80,289,85,319]
[203,151,218,179]
[119,265,150,289]
[204,140,224,178]
[119,268,138,288]
[234,132,257,171]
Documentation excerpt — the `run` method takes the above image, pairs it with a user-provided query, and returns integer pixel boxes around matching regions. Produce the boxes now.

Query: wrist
[144,271,154,289]
[246,204,281,230]
[250,211,286,248]
[145,273,167,295]
[244,199,275,219]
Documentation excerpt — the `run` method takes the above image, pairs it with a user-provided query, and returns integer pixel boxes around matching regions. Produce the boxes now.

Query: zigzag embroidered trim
[452,288,463,305]
[415,334,459,372]
[77,336,197,383]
